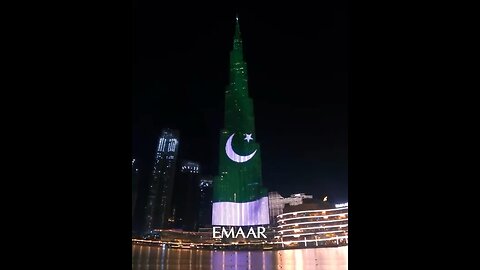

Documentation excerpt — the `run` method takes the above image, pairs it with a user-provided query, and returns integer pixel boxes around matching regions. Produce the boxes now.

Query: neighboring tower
[144,129,180,232]
[267,192,283,225]
[132,158,139,219]
[212,16,269,226]
[268,192,313,225]
[171,160,201,231]
[198,176,213,228]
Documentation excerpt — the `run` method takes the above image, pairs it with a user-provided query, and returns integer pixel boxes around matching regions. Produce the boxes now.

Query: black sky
[133,4,348,217]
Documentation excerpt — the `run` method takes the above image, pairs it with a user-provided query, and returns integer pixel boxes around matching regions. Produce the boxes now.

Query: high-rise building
[276,205,348,248]
[283,197,335,213]
[132,158,139,219]
[145,129,180,232]
[171,160,200,231]
[212,16,269,226]
[268,192,313,225]
[198,176,213,228]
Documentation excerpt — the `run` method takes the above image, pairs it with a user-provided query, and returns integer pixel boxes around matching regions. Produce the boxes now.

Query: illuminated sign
[212,226,266,239]
[335,202,348,208]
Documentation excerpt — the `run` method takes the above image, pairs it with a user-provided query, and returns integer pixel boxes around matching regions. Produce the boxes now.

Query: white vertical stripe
[212,197,269,226]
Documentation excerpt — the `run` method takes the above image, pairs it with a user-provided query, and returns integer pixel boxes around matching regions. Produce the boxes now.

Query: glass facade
[145,129,180,231]
[171,160,200,231]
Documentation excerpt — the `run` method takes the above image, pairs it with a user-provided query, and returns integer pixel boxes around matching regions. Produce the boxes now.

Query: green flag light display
[212,16,269,226]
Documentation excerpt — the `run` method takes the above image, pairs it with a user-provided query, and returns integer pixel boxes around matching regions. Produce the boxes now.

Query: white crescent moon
[225,133,257,163]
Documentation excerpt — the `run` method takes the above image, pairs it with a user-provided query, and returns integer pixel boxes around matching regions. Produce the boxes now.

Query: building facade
[212,16,269,226]
[275,205,348,248]
[198,177,213,228]
[268,192,313,225]
[145,129,180,232]
[171,160,200,231]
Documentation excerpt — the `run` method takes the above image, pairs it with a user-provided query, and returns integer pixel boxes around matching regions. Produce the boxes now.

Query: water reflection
[132,244,347,270]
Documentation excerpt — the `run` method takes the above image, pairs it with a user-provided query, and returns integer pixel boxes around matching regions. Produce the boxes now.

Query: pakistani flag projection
[212,17,269,226]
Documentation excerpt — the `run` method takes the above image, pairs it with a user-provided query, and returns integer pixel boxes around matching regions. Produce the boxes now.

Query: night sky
[133,4,348,225]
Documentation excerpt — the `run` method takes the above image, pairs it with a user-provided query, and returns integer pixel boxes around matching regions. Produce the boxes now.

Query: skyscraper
[132,158,139,219]
[171,160,200,231]
[268,192,313,225]
[198,176,213,228]
[145,129,179,232]
[212,16,269,226]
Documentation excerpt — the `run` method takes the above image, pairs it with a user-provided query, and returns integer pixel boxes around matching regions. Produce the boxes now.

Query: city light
[278,224,348,233]
[277,212,348,222]
[276,207,348,218]
[133,10,348,270]
[277,219,348,228]
[335,202,348,208]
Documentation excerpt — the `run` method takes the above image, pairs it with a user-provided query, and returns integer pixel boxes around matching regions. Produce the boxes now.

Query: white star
[244,133,253,143]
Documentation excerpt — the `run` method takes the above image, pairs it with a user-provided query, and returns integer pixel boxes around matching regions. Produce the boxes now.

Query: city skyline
[133,8,348,229]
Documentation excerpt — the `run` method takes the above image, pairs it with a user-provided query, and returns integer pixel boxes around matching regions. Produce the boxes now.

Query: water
[132,244,347,270]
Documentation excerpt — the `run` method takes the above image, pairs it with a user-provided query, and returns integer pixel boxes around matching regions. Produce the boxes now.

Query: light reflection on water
[132,244,347,270]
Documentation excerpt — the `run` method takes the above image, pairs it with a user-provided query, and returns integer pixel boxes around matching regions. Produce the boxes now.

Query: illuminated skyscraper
[145,129,179,231]
[171,160,200,231]
[212,16,269,226]
[268,192,313,225]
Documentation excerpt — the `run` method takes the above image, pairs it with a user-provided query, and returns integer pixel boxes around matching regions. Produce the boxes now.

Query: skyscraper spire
[212,15,269,226]
[226,16,251,130]
[234,14,241,41]
[231,15,244,64]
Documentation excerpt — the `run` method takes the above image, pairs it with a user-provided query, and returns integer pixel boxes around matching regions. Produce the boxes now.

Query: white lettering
[222,227,235,238]
[257,226,266,239]
[235,227,246,238]
[212,226,267,239]
[212,227,221,239]
[246,227,256,238]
